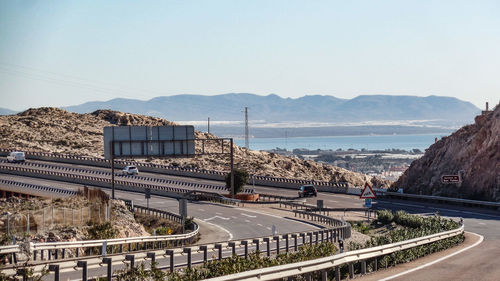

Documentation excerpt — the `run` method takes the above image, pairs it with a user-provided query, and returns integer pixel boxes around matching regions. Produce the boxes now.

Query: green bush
[225,168,249,195]
[376,210,394,224]
[393,210,424,228]
[113,242,337,281]
[86,222,117,240]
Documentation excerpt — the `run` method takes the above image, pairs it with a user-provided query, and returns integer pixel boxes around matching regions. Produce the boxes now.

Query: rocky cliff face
[392,104,500,201]
[0,107,388,187]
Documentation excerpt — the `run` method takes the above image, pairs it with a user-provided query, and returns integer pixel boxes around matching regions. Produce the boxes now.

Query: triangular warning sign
[360,182,376,199]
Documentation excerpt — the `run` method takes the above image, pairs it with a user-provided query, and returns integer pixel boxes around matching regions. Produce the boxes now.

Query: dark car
[298,185,317,197]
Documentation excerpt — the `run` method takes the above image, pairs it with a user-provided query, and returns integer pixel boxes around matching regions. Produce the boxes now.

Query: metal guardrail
[1,208,352,278]
[0,178,77,196]
[0,150,349,189]
[0,245,20,255]
[382,191,500,208]
[204,224,465,281]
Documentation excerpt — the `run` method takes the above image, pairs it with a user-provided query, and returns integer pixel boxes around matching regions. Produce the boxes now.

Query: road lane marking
[216,212,223,215]
[328,200,339,203]
[198,209,205,211]
[380,232,484,281]
[266,227,271,230]
[196,219,233,241]
[204,216,230,221]
[257,224,263,227]
[241,213,257,218]
[478,222,486,225]
[245,219,250,223]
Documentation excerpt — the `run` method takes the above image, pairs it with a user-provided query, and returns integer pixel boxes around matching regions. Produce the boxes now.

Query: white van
[7,151,25,163]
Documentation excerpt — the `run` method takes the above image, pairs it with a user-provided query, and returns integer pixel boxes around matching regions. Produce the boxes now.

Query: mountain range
[62,94,480,125]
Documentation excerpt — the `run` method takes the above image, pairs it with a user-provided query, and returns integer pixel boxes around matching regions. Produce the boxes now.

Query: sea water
[234,133,451,152]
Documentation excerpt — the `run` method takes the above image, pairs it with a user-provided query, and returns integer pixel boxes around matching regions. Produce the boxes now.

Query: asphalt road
[2,159,500,280]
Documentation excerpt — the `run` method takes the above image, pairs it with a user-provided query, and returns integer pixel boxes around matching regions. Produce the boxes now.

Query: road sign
[360,182,376,199]
[364,198,372,208]
[442,175,461,183]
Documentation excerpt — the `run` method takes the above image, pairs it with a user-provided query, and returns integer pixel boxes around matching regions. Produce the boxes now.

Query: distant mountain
[0,107,17,115]
[64,94,480,125]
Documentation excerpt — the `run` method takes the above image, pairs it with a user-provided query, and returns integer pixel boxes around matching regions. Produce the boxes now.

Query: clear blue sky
[1,0,499,111]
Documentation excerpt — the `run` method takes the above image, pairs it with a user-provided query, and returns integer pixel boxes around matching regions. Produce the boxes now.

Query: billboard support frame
[108,137,235,200]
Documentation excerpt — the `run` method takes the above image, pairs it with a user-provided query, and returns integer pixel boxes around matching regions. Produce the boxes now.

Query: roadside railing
[382,191,500,209]
[204,223,465,281]
[0,209,351,279]
[0,150,349,190]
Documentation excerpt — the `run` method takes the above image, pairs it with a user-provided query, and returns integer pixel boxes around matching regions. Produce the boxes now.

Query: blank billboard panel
[104,125,195,159]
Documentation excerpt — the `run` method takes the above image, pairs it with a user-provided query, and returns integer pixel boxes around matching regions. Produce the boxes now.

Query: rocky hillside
[0,107,388,187]
[392,104,500,201]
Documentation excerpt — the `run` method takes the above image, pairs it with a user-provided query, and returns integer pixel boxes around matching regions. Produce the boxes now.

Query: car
[298,185,317,197]
[122,165,139,175]
[6,151,25,163]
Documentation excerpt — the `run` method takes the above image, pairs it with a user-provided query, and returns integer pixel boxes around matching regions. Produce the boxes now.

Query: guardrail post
[292,234,298,251]
[76,260,88,281]
[321,270,328,281]
[308,232,313,246]
[165,249,174,272]
[335,266,341,281]
[252,239,260,252]
[147,252,156,266]
[348,262,354,279]
[48,264,59,281]
[241,241,249,259]
[305,272,312,281]
[315,231,319,245]
[215,243,223,260]
[361,259,366,274]
[199,245,208,262]
[273,236,280,254]
[373,258,378,271]
[54,249,58,259]
[263,237,271,257]
[300,233,306,246]
[102,257,112,280]
[228,242,236,256]
[283,234,289,252]
[183,248,192,268]
[125,254,135,269]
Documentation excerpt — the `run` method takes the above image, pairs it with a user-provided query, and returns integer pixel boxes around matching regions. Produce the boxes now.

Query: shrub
[225,168,249,195]
[86,222,117,240]
[376,210,394,224]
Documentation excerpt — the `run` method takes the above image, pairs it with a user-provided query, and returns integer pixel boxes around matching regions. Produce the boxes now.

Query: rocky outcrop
[0,107,389,187]
[391,104,500,201]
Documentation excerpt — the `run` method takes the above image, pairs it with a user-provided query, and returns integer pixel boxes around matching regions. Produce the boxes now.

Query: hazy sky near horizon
[1,0,499,111]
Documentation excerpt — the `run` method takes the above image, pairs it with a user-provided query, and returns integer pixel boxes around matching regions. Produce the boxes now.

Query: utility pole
[207,117,210,134]
[244,107,249,149]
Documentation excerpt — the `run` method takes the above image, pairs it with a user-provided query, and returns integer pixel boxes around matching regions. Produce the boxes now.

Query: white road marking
[266,227,272,230]
[196,219,233,241]
[478,222,486,225]
[198,209,205,212]
[328,200,339,203]
[380,232,484,281]
[241,213,257,218]
[204,216,230,221]
[245,219,250,223]
[216,212,223,215]
[257,224,263,227]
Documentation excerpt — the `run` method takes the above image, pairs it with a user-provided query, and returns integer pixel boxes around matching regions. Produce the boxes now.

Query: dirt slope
[391,104,500,201]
